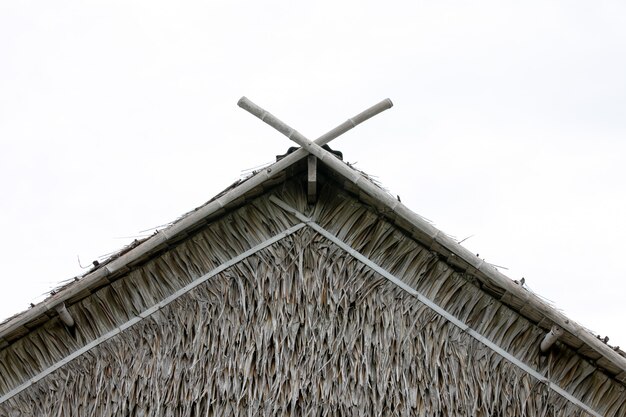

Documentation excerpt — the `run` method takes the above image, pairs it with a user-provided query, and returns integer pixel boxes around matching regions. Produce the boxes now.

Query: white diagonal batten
[0,98,392,346]
[0,222,307,405]
[238,96,626,389]
[268,195,604,417]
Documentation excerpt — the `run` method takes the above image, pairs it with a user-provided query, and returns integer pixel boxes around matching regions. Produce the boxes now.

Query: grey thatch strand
[1,164,624,415]
[0,223,307,404]
[310,183,625,414]
[0,157,626,417]
[0,98,392,344]
[268,195,603,417]
[239,97,626,380]
[7,196,601,410]
[2,96,623,392]
[0,224,604,416]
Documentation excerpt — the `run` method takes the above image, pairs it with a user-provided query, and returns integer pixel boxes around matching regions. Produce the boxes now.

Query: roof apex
[2,98,625,384]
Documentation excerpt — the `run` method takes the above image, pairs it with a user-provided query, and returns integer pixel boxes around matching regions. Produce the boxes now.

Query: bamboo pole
[237,97,626,377]
[541,325,564,353]
[0,222,308,405]
[1,180,624,415]
[0,98,393,342]
[2,97,625,393]
[237,97,393,149]
[268,196,605,417]
[55,303,74,328]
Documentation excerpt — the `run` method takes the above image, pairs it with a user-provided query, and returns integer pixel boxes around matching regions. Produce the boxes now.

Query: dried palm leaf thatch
[0,178,624,416]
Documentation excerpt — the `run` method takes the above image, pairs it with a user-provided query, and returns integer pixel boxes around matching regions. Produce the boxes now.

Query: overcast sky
[1,1,625,350]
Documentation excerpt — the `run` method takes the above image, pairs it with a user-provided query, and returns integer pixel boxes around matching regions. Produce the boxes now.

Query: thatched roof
[1,99,626,416]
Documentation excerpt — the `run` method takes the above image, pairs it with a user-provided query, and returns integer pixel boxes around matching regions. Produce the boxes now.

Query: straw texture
[0,176,624,416]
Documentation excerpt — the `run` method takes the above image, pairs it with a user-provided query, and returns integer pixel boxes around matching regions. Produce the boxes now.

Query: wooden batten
[1,178,625,416]
[1,98,625,416]
[307,155,317,204]
[518,303,545,325]
[577,343,605,361]
[597,356,625,377]
[238,96,626,385]
[500,291,529,311]
[23,314,50,330]
[559,330,585,350]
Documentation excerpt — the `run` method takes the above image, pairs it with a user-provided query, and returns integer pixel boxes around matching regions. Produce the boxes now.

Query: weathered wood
[238,96,626,384]
[55,303,74,328]
[0,98,393,344]
[0,182,624,416]
[307,155,317,204]
[540,325,563,353]
[2,97,625,417]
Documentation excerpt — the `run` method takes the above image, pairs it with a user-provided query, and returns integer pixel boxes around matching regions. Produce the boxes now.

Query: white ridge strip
[268,195,603,417]
[0,222,307,405]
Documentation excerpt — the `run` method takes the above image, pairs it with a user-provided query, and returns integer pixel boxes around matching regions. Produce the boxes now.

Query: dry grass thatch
[0,176,625,416]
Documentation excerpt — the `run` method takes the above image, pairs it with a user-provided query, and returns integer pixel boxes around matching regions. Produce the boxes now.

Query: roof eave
[1,149,625,381]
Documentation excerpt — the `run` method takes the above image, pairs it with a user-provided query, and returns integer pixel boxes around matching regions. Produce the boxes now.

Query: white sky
[1,1,625,350]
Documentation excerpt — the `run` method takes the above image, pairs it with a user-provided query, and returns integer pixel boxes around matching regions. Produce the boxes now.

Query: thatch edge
[0,222,308,404]
[272,135,626,378]
[0,98,392,344]
[0,194,611,416]
[4,220,612,417]
[1,145,625,381]
[0,150,301,342]
[374,174,626,377]
[270,195,606,417]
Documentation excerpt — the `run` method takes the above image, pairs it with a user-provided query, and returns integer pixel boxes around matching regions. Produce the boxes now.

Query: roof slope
[1,99,626,416]
[0,160,623,413]
[3,143,624,378]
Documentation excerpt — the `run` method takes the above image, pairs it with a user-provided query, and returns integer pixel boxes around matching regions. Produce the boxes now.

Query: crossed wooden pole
[237,97,393,203]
